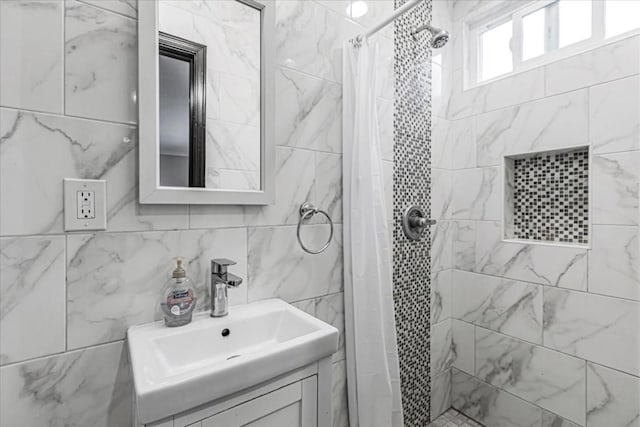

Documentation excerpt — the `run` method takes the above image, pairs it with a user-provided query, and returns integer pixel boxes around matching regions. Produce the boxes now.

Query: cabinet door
[202,377,317,427]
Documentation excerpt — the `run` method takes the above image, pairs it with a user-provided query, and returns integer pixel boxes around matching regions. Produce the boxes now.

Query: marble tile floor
[429,409,483,427]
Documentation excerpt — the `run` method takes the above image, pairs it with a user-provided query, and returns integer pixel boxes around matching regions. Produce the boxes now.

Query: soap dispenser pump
[160,258,196,327]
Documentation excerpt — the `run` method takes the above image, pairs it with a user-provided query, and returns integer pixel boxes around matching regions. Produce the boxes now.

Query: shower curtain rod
[355,0,424,42]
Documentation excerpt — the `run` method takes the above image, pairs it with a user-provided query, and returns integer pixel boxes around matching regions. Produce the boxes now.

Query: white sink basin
[127,298,339,424]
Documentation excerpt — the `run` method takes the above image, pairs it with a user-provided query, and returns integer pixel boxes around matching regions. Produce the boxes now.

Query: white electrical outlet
[77,191,95,219]
[64,178,107,231]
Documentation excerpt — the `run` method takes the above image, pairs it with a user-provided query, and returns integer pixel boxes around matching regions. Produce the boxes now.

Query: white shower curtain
[342,39,404,427]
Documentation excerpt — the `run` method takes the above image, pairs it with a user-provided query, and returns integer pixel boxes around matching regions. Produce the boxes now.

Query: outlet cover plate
[64,178,107,231]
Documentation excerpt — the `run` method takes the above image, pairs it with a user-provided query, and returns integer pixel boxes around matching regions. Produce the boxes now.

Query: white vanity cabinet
[141,357,333,427]
[198,377,316,427]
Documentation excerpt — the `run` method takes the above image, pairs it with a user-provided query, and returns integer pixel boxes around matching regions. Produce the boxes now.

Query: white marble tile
[315,293,345,363]
[541,411,580,427]
[206,119,260,172]
[451,0,518,21]
[432,269,452,324]
[543,287,640,376]
[476,221,588,290]
[447,67,545,120]
[432,58,453,120]
[432,117,452,169]
[219,73,260,127]
[66,228,248,349]
[377,97,394,162]
[290,298,315,316]
[275,0,360,83]
[481,67,546,114]
[450,118,476,169]
[332,360,349,427]
[65,1,137,124]
[159,1,260,81]
[590,75,640,154]
[432,220,453,272]
[431,369,452,421]
[0,109,119,234]
[80,0,137,18]
[452,270,543,344]
[589,225,639,301]
[592,151,640,226]
[452,221,476,271]
[432,169,453,220]
[452,368,542,427]
[316,0,350,18]
[432,319,454,375]
[190,146,315,228]
[545,35,640,96]
[348,0,394,39]
[209,169,261,192]
[0,341,131,427]
[0,236,65,365]
[586,362,640,427]
[475,328,586,425]
[316,152,343,224]
[451,167,501,220]
[0,109,188,235]
[276,67,342,153]
[476,90,589,167]
[247,225,342,302]
[0,0,63,113]
[451,319,475,375]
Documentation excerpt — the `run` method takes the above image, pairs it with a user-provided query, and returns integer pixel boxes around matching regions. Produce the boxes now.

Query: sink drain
[226,354,241,360]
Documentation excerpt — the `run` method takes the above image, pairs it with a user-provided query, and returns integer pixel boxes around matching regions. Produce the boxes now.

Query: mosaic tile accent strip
[428,409,483,427]
[393,0,433,424]
[512,148,589,244]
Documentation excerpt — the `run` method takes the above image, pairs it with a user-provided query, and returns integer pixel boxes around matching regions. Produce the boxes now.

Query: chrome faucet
[210,258,243,317]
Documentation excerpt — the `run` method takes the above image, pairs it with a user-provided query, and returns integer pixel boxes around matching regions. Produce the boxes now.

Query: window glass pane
[606,0,640,37]
[522,7,545,60]
[559,0,592,47]
[480,20,513,81]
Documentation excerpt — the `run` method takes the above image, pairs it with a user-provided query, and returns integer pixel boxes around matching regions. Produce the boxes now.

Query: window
[480,20,513,80]
[467,0,640,85]
[606,0,640,38]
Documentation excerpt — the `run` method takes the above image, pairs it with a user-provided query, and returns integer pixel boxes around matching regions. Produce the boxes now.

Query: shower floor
[428,409,482,427]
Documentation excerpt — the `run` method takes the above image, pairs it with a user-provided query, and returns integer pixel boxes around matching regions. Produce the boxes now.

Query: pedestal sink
[127,298,339,425]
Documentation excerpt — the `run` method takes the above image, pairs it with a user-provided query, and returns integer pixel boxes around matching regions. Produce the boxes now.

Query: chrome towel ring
[297,202,334,254]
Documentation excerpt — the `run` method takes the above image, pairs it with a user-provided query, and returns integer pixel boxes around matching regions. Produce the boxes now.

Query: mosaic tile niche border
[392,0,433,425]
[505,147,590,245]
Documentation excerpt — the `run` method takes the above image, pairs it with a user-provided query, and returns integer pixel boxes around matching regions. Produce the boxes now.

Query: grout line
[0,222,345,240]
[451,366,584,426]
[450,269,640,305]
[74,0,137,21]
[0,105,137,128]
[0,339,125,369]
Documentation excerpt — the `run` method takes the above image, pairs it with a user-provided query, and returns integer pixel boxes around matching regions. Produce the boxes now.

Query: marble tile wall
[0,1,395,426]
[429,0,455,421]
[431,1,640,426]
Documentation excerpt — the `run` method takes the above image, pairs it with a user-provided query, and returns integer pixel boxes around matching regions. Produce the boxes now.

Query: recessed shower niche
[504,147,590,246]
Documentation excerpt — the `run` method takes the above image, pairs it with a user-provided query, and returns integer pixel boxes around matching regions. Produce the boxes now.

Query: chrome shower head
[412,24,450,48]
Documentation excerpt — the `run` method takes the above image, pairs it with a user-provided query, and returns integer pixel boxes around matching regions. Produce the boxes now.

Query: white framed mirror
[138,0,275,204]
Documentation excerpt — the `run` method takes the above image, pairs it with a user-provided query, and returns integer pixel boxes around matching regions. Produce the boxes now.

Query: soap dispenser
[160,258,196,327]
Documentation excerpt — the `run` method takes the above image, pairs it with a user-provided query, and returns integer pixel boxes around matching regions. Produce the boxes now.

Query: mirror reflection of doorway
[158,32,206,187]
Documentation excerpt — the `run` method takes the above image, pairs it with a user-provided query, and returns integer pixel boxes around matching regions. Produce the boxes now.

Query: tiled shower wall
[393,0,433,425]
[0,1,396,426]
[430,1,640,426]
